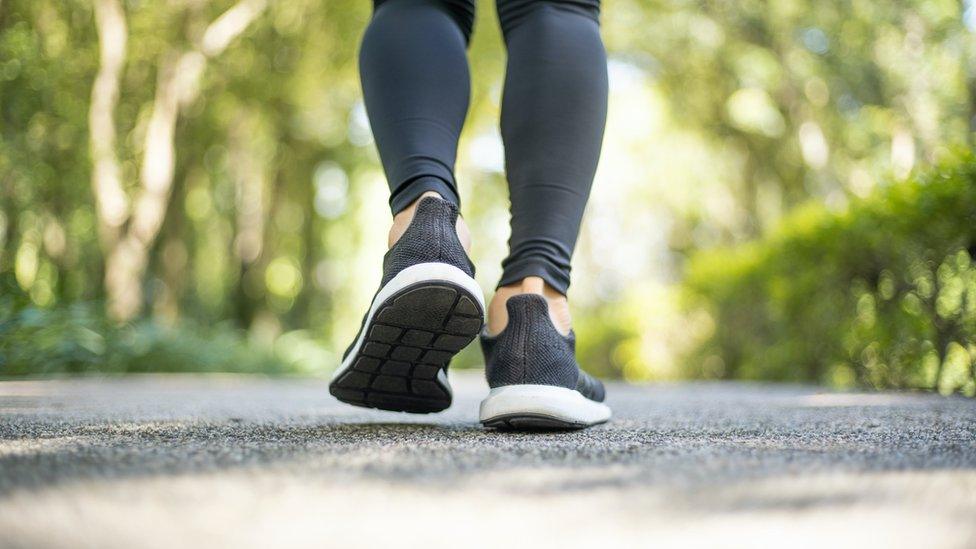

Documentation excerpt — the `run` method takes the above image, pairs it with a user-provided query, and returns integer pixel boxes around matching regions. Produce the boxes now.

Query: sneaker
[329,197,485,413]
[479,294,611,429]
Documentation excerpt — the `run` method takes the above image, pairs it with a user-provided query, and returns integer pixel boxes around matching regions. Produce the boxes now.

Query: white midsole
[479,384,612,425]
[332,262,485,381]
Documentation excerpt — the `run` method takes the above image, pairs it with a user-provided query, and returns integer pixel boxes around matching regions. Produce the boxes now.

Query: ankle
[388,192,471,251]
[487,276,572,336]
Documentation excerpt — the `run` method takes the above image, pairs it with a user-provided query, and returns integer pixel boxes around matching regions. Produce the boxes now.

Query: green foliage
[0,275,296,376]
[684,153,976,394]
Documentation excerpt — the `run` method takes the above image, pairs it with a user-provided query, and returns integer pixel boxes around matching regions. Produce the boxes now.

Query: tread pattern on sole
[481,413,599,431]
[330,283,483,414]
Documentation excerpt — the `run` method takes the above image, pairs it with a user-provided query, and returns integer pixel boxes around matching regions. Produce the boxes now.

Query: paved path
[1,374,974,548]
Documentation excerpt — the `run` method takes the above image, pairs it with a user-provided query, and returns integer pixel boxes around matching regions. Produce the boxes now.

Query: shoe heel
[330,263,484,413]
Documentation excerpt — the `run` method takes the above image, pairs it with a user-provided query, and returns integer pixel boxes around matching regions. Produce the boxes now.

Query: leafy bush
[0,277,307,376]
[683,153,976,394]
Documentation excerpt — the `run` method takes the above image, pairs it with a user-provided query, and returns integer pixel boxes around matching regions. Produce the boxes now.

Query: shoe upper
[480,294,606,402]
[381,197,475,286]
[343,197,475,361]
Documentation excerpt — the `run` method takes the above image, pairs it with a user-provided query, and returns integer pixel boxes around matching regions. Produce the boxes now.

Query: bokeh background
[1,0,974,394]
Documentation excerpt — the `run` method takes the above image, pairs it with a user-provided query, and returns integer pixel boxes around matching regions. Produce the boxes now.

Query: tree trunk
[89,0,128,250]
[89,0,269,321]
[104,50,195,320]
[229,111,268,329]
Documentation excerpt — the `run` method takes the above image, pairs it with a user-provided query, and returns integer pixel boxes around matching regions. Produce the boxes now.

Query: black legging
[360,0,607,294]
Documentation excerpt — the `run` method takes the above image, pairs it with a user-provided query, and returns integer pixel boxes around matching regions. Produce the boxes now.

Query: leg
[331,0,484,413]
[489,0,609,334]
[359,0,475,216]
[478,0,610,429]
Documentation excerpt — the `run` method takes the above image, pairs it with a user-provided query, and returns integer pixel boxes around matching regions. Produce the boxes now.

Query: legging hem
[498,259,570,295]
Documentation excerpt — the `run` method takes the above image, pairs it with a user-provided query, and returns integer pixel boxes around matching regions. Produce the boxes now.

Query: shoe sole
[330,262,485,414]
[479,384,611,430]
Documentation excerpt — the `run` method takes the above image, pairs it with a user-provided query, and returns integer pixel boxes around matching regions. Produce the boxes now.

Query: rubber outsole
[329,282,483,413]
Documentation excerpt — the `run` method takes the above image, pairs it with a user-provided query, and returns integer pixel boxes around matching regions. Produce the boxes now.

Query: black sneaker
[329,197,485,413]
[479,294,611,430]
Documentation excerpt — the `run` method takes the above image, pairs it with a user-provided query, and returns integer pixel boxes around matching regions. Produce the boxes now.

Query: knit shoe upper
[381,197,474,287]
[480,294,605,402]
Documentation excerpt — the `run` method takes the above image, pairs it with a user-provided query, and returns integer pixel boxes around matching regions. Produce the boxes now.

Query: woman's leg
[359,0,475,216]
[489,0,609,333]
[331,0,483,414]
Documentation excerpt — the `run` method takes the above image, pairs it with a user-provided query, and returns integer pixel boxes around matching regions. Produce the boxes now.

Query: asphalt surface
[1,373,974,548]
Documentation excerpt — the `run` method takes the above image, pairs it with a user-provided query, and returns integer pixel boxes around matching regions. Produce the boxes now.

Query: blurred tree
[605,0,973,242]
[90,0,267,320]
